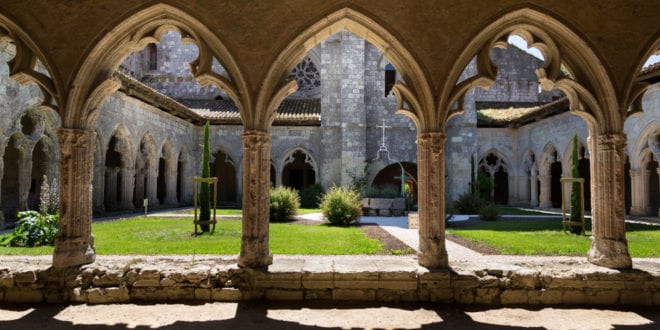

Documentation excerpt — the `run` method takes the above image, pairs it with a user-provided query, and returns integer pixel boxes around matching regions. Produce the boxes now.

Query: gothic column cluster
[238,130,273,268]
[587,134,632,269]
[416,131,449,268]
[53,128,96,268]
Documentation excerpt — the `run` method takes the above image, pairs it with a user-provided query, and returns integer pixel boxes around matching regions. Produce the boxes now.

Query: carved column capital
[595,133,626,151]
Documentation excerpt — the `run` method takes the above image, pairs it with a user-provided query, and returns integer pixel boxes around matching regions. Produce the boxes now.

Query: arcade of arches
[0,1,658,271]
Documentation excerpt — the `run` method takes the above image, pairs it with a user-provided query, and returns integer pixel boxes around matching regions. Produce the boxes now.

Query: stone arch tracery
[629,123,660,217]
[478,150,510,205]
[280,147,317,191]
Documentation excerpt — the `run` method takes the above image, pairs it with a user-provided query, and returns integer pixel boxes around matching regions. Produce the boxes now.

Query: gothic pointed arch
[442,7,620,134]
[210,147,238,204]
[64,3,248,130]
[631,122,660,169]
[28,135,56,210]
[0,15,61,114]
[256,7,433,131]
[624,39,660,117]
[280,147,317,190]
[134,132,157,207]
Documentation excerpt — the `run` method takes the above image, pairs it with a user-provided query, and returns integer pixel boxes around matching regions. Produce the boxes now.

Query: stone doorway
[211,150,237,204]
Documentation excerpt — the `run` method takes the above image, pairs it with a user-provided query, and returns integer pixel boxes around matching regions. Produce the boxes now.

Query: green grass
[0,216,381,255]
[447,219,659,257]
[496,207,553,216]
[181,208,321,216]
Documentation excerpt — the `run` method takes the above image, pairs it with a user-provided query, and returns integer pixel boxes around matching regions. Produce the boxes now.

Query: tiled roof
[638,62,660,84]
[477,97,570,127]
[115,70,320,126]
[181,98,321,126]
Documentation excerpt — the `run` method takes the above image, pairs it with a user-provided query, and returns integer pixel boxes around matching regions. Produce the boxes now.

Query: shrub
[269,186,300,222]
[451,192,486,214]
[478,203,500,221]
[477,172,493,201]
[0,211,59,247]
[299,184,324,208]
[320,186,362,226]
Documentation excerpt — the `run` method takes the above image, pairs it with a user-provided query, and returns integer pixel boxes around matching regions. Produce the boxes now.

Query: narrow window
[384,63,396,97]
[146,44,158,71]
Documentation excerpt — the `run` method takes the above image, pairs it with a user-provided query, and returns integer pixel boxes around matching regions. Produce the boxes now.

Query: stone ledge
[0,255,657,306]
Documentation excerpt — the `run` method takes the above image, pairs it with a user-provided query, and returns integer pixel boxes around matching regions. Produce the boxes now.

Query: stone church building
[0,1,658,271]
[2,30,657,224]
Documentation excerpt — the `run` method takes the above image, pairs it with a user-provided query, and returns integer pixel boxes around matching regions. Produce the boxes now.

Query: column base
[418,237,449,269]
[587,237,632,269]
[52,236,96,268]
[238,236,273,268]
[629,206,646,216]
[539,201,552,208]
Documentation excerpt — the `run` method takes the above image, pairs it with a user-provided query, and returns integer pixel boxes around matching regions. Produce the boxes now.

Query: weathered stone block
[620,290,653,306]
[335,272,379,289]
[212,288,242,301]
[88,287,129,304]
[160,277,178,287]
[546,278,586,289]
[131,287,166,301]
[92,270,124,287]
[475,288,500,304]
[585,280,626,289]
[266,289,303,301]
[302,272,333,289]
[453,275,480,289]
[419,270,451,289]
[585,289,619,305]
[70,288,87,303]
[194,288,211,301]
[454,289,475,304]
[527,289,561,305]
[510,270,539,289]
[332,289,376,301]
[14,270,38,287]
[478,275,500,288]
[0,272,14,288]
[500,290,528,305]
[166,287,195,301]
[4,288,43,303]
[254,271,301,289]
[376,289,418,303]
[304,289,332,300]
[133,269,160,287]
[561,290,586,305]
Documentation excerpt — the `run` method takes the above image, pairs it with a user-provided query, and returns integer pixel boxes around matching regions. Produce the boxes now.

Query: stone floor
[1,301,659,329]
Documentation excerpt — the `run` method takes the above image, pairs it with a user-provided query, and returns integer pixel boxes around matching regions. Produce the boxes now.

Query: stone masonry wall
[1,256,658,306]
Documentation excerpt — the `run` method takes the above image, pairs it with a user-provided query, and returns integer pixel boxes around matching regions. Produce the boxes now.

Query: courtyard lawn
[181,208,321,216]
[496,207,554,216]
[0,216,381,256]
[447,219,659,257]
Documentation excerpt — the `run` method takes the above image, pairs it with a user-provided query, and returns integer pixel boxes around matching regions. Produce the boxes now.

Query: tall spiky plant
[199,121,211,232]
[569,133,583,234]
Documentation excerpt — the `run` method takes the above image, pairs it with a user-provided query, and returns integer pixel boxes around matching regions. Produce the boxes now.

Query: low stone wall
[1,256,658,306]
[362,198,406,216]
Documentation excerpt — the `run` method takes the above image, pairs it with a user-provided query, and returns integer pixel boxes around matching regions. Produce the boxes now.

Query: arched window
[384,63,396,97]
[146,43,158,71]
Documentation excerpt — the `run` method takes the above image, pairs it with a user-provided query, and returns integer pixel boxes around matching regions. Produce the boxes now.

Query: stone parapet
[0,256,658,306]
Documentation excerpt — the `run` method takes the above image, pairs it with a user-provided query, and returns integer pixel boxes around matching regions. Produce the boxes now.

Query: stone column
[275,165,282,187]
[538,174,552,208]
[53,128,96,268]
[530,173,539,207]
[134,169,145,207]
[238,130,273,268]
[416,132,448,269]
[165,161,178,205]
[147,165,158,207]
[104,167,118,208]
[92,162,105,214]
[628,169,645,215]
[120,167,135,210]
[18,155,32,211]
[587,134,632,269]
[657,167,660,218]
[0,152,4,228]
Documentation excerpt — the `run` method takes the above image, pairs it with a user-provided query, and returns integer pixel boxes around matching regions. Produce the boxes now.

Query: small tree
[569,133,583,234]
[199,121,212,232]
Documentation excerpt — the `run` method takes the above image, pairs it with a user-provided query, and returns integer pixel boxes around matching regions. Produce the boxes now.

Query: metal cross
[376,119,391,150]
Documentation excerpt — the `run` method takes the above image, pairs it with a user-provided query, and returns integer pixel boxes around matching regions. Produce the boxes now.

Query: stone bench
[362,198,406,216]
